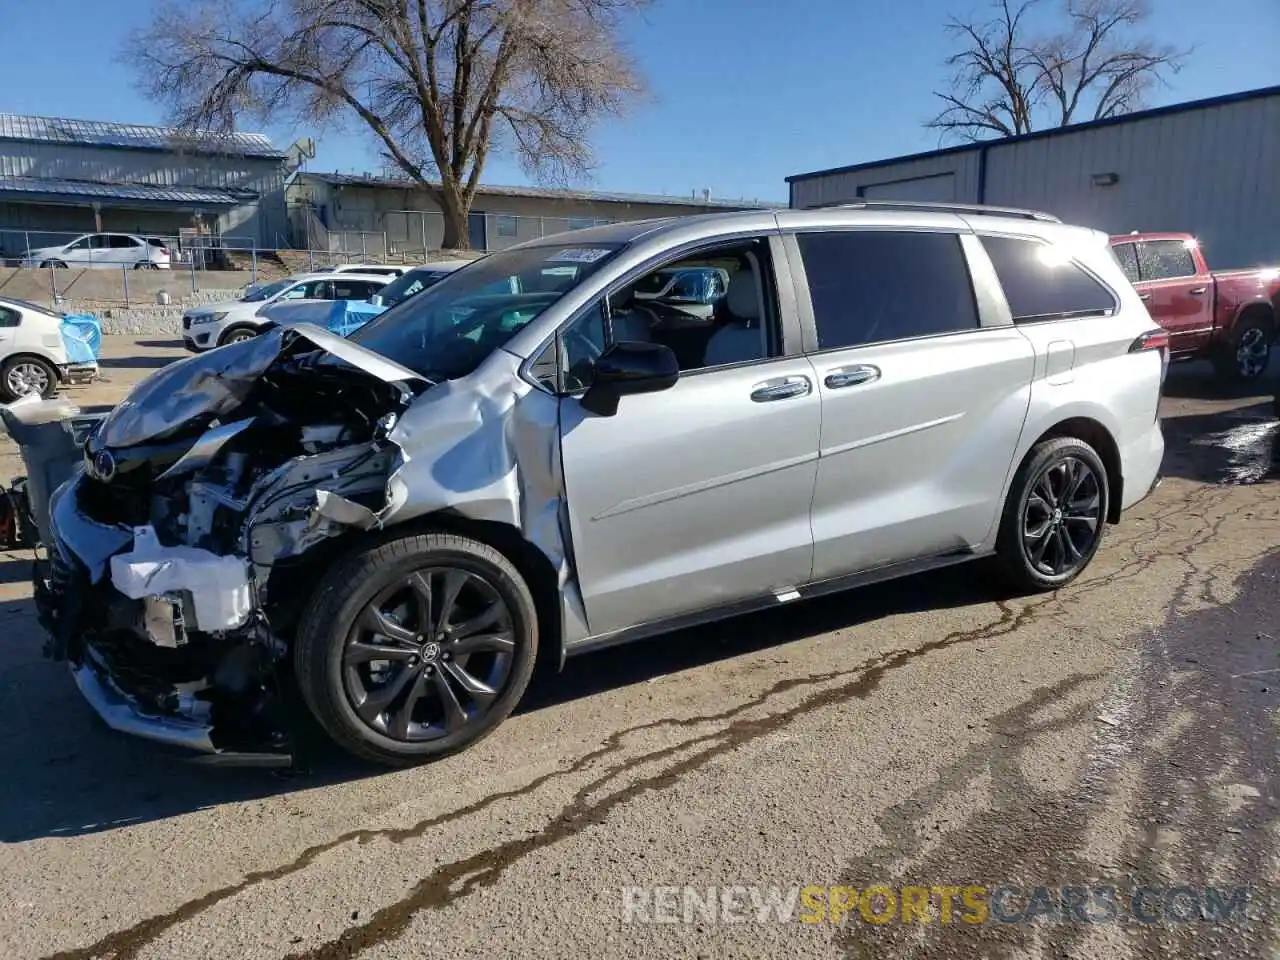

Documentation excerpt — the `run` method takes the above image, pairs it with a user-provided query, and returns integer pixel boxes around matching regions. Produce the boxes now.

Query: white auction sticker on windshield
[547,248,610,263]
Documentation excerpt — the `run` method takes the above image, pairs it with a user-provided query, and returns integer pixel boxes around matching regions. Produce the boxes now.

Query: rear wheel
[294,531,538,766]
[996,437,1109,592]
[1212,314,1272,382]
[40,259,66,269]
[0,355,58,401]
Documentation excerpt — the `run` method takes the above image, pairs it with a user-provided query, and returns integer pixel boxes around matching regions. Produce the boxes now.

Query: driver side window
[532,237,780,394]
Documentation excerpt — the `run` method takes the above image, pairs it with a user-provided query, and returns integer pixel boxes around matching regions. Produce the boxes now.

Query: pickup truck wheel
[1213,316,1272,381]
[294,531,538,766]
[995,438,1109,592]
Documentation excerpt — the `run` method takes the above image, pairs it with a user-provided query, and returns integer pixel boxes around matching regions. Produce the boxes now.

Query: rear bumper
[1119,421,1165,513]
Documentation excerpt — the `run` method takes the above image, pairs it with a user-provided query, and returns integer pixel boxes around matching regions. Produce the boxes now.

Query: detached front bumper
[60,363,97,386]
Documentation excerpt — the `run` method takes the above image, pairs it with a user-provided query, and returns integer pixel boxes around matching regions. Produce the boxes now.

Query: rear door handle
[750,376,811,402]
[1139,293,1152,301]
[1189,287,1207,295]
[824,364,881,389]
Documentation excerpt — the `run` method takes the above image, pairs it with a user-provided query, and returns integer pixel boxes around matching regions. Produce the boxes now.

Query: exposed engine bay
[34,325,430,761]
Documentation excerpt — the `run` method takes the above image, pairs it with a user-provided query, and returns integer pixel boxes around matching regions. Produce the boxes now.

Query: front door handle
[750,376,811,402]
[824,364,881,389]
[1139,293,1153,302]
[1189,287,1207,295]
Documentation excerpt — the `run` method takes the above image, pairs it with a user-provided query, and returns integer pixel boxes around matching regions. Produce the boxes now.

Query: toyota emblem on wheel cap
[91,449,117,482]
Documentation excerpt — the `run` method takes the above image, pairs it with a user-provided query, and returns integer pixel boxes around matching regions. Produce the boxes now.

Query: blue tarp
[325,299,386,337]
[60,313,101,365]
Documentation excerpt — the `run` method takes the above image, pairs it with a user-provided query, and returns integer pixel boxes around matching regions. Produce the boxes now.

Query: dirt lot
[0,338,1277,960]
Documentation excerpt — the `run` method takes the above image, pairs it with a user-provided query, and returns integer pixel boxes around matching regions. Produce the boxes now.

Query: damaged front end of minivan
[32,323,575,764]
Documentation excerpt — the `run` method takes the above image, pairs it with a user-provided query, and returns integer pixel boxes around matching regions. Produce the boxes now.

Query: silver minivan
[37,203,1166,766]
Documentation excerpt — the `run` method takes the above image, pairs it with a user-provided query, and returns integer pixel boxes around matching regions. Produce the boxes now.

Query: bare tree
[927,0,1187,142]
[126,0,649,249]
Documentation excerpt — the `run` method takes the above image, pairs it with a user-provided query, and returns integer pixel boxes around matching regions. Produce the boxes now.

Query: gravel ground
[0,339,1277,960]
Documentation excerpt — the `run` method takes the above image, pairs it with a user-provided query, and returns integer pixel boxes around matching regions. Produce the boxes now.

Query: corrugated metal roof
[303,172,777,208]
[0,114,285,159]
[0,176,248,206]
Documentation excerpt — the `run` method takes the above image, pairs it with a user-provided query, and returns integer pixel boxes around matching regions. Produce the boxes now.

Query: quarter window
[0,306,20,328]
[1137,240,1196,281]
[980,236,1116,322]
[797,231,979,349]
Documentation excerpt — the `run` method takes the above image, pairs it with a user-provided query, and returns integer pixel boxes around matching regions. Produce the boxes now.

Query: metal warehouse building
[288,172,771,257]
[788,85,1280,270]
[0,114,291,252]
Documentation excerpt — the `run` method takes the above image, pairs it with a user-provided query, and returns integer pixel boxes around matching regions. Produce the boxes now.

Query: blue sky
[5,0,1278,203]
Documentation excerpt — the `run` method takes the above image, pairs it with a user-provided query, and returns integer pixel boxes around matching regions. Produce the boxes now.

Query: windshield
[241,278,295,302]
[350,243,619,380]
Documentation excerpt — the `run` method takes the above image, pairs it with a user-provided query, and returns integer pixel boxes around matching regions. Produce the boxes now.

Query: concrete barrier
[0,267,258,308]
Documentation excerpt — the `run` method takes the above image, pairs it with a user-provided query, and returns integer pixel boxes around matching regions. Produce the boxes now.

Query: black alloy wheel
[342,568,517,742]
[1021,455,1103,578]
[996,437,1110,591]
[295,531,538,766]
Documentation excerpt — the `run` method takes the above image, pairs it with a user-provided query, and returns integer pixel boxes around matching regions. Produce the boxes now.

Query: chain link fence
[0,208,619,309]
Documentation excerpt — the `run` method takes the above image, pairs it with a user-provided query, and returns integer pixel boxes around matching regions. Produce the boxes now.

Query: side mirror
[580,341,679,417]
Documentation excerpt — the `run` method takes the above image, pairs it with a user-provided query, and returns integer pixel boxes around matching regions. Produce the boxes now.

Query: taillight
[1130,328,1170,386]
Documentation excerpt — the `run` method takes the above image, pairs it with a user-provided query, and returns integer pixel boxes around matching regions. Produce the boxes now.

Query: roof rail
[807,199,1062,223]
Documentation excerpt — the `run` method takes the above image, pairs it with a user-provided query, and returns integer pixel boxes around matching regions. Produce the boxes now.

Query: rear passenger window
[1138,240,1196,281]
[980,236,1117,322]
[797,231,978,349]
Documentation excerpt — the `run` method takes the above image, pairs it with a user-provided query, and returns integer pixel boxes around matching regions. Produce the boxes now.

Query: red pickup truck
[1109,232,1280,382]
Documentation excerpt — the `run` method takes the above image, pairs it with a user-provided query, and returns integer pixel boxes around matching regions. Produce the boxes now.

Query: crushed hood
[89,323,427,452]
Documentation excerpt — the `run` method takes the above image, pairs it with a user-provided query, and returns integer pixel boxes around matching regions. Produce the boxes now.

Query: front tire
[996,438,1109,592]
[294,531,539,766]
[1212,315,1272,382]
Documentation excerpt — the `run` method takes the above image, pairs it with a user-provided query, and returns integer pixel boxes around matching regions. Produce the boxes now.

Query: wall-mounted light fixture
[1091,172,1120,187]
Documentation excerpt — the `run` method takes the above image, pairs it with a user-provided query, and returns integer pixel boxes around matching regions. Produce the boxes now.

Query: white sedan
[181,272,390,351]
[0,297,96,400]
[20,233,171,270]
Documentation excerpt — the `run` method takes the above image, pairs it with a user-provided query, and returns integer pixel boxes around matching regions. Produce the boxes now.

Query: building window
[496,214,518,238]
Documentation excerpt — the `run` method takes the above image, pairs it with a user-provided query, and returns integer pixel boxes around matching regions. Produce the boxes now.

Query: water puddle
[1191,417,1280,485]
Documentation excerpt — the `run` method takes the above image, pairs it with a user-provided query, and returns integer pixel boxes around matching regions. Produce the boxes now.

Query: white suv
[20,233,171,270]
[181,272,391,350]
[312,263,409,280]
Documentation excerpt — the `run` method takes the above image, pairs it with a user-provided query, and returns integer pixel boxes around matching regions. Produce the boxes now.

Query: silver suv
[37,202,1166,766]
